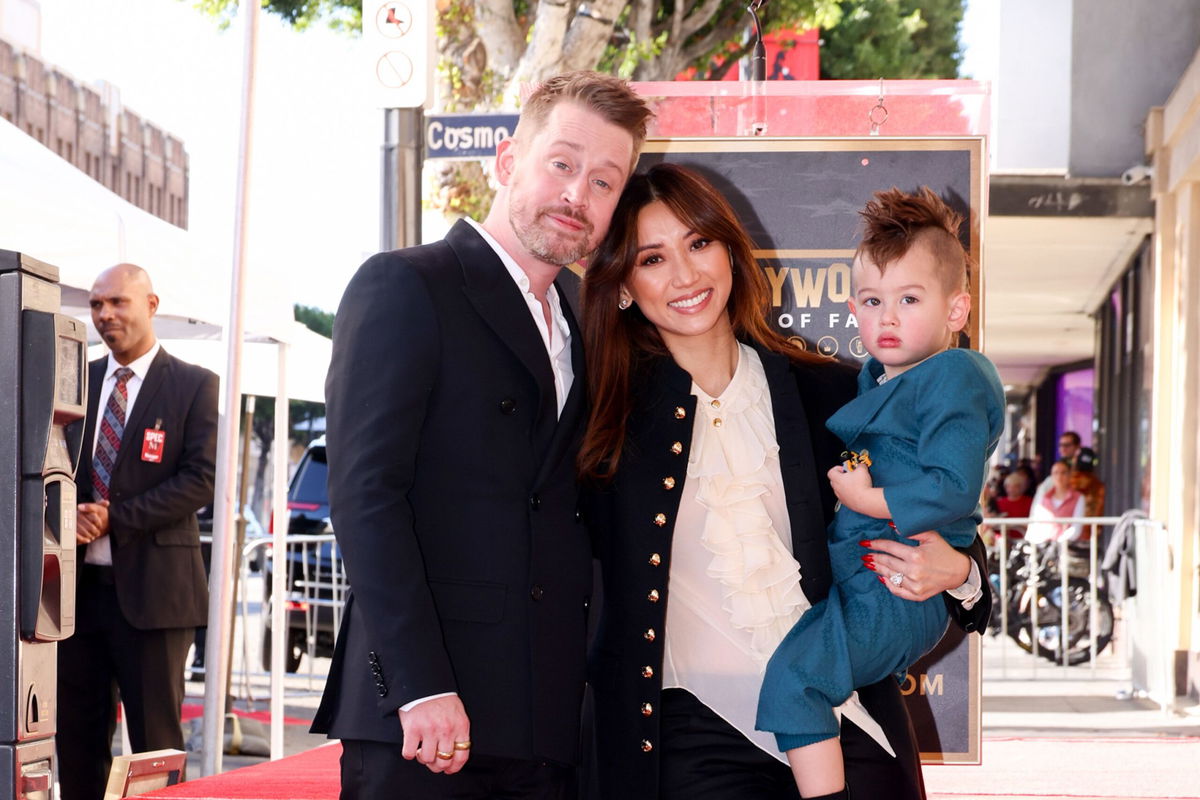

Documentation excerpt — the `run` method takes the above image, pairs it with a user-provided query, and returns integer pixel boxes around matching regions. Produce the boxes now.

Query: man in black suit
[57,263,218,800]
[311,72,653,799]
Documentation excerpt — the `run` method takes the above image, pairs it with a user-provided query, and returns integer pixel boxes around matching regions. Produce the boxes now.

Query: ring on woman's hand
[889,572,905,587]
[453,740,472,751]
[435,750,454,760]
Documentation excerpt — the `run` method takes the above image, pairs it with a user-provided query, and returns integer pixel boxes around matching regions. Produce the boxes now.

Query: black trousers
[657,686,924,800]
[56,565,192,800]
[340,739,576,800]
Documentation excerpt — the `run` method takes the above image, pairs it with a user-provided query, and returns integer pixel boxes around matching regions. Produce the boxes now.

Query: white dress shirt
[86,341,161,566]
[466,217,574,418]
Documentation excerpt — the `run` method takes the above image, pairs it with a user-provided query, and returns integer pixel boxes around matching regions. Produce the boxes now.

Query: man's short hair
[1060,431,1081,446]
[515,71,653,165]
[854,186,970,294]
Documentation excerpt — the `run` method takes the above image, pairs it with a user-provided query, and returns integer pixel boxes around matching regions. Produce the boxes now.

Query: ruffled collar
[687,344,811,662]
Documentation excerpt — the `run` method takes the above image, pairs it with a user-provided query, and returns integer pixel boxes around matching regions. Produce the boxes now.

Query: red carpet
[132,736,1200,799]
[179,704,311,727]
[135,742,341,799]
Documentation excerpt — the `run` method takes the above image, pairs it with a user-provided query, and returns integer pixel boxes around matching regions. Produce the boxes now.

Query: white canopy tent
[3,103,322,762]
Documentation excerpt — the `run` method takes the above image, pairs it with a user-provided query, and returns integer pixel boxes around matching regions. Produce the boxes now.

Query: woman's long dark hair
[578,163,826,482]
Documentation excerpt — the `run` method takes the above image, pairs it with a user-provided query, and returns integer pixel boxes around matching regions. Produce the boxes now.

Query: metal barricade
[983,514,1122,679]
[198,532,349,698]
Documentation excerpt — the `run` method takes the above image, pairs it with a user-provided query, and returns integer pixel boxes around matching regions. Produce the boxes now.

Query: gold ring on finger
[453,740,471,751]
[435,750,454,760]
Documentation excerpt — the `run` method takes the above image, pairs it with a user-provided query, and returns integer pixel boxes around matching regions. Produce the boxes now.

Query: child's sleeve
[883,354,1001,538]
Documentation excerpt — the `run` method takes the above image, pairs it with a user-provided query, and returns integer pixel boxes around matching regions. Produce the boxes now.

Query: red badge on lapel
[142,427,165,463]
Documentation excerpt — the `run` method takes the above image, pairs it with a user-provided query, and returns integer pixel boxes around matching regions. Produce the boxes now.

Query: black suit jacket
[70,347,217,630]
[586,343,990,799]
[311,221,593,766]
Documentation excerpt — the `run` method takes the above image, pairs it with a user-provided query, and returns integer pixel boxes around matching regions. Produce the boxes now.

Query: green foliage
[187,0,360,33]
[819,0,964,79]
[294,303,334,337]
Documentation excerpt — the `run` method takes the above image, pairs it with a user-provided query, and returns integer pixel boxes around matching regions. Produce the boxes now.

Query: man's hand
[862,531,970,602]
[398,695,471,775]
[76,501,111,545]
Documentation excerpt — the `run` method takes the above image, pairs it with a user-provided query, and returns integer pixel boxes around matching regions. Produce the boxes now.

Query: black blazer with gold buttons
[311,220,593,767]
[585,342,990,799]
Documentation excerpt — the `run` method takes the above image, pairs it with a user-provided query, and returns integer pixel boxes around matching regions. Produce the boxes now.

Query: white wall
[992,0,1074,173]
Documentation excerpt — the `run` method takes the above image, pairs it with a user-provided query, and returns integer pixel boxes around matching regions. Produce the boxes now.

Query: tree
[190,2,842,94]
[189,0,360,31]
[819,0,964,79]
[189,1,963,211]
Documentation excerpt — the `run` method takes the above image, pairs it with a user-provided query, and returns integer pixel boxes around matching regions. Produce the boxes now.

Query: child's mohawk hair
[857,186,970,292]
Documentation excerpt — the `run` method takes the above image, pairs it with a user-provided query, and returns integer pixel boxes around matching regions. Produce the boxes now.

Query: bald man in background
[57,264,218,800]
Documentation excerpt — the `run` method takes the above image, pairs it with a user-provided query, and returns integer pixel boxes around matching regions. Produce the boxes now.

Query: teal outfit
[757,348,1004,750]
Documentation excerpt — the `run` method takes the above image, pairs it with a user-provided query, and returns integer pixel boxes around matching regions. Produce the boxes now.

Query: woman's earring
[618,297,631,310]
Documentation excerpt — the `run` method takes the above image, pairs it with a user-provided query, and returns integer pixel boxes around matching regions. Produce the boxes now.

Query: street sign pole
[380,107,422,251]
[364,1,431,251]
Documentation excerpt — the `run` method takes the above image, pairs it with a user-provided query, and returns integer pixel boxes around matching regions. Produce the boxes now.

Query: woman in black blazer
[578,164,989,800]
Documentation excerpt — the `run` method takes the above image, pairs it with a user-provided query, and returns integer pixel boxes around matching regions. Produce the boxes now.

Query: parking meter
[0,250,88,800]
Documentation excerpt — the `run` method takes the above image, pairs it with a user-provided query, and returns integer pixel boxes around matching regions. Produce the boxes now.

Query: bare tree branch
[511,1,574,90]
[474,0,524,77]
[561,0,625,72]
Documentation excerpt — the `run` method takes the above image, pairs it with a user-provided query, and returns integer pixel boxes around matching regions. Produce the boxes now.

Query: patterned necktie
[92,367,134,501]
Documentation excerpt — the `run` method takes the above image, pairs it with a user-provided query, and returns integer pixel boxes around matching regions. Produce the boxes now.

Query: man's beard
[510,204,594,266]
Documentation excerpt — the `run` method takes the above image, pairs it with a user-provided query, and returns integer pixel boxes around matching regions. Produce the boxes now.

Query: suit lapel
[450,221,558,435]
[756,346,825,555]
[115,349,170,473]
[825,364,902,446]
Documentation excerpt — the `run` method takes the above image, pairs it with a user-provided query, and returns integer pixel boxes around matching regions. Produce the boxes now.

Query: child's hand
[828,460,875,513]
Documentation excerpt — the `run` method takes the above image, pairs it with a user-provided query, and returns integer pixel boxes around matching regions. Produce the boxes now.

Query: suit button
[662,476,676,490]
[529,494,541,510]
[673,406,686,419]
[499,398,516,415]
[530,584,544,601]
[575,509,583,523]
[641,739,653,752]
[648,553,661,567]
[643,628,656,642]
[641,665,654,678]
[641,702,653,717]
[647,589,660,603]
[653,513,666,527]
[670,441,683,455]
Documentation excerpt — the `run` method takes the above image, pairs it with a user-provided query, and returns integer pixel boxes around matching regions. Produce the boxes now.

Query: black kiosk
[0,251,88,800]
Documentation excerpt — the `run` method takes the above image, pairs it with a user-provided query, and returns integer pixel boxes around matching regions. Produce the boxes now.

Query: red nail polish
[859,540,872,547]
[862,555,875,568]
[878,575,887,585]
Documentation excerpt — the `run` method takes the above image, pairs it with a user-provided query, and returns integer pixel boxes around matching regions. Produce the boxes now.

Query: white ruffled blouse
[661,343,811,761]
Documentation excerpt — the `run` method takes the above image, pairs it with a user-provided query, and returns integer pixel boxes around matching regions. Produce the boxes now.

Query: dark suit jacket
[311,221,593,766]
[586,343,990,799]
[71,347,217,630]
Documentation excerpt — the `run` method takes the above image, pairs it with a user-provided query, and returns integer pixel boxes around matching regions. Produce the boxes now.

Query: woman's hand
[861,530,970,602]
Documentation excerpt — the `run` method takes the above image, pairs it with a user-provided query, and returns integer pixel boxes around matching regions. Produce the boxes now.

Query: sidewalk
[180,630,1200,796]
[925,634,1200,799]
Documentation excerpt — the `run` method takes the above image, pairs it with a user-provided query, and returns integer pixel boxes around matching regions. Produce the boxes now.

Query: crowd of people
[983,431,1107,545]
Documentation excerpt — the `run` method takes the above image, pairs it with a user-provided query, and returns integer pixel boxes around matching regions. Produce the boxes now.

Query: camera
[1121,164,1154,185]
